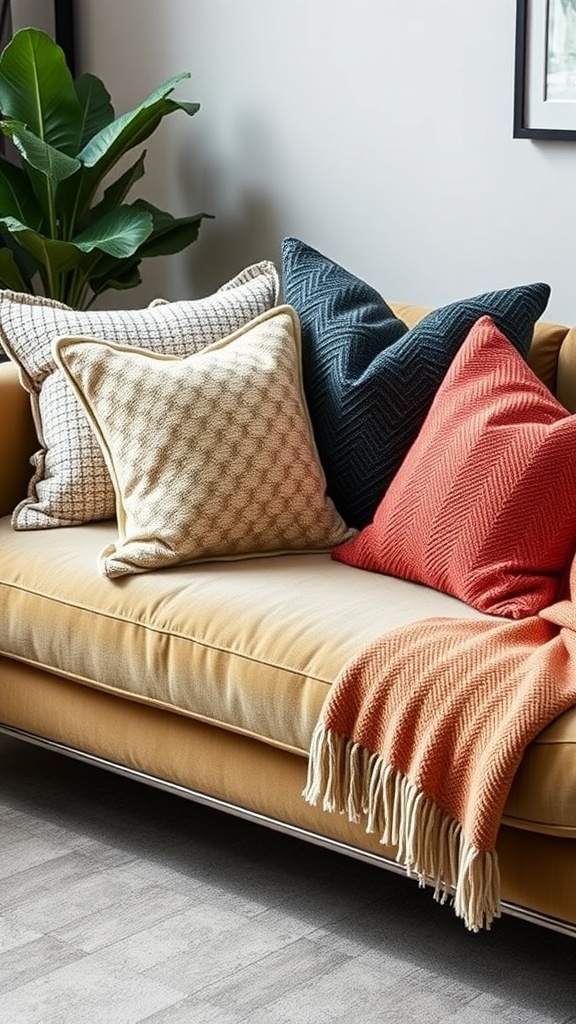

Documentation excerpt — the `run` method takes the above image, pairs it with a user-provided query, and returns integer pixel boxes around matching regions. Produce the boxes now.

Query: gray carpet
[0,733,574,1024]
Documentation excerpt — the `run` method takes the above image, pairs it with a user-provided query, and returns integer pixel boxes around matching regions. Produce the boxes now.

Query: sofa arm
[0,361,37,518]
[527,320,570,398]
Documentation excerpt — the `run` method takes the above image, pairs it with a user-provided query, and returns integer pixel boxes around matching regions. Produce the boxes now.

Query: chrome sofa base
[0,721,574,940]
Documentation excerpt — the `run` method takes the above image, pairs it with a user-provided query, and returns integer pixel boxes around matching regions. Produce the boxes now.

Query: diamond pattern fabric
[0,261,279,529]
[282,237,551,528]
[53,306,355,578]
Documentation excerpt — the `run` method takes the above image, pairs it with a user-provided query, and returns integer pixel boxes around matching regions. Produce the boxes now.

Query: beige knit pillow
[0,261,279,529]
[53,306,355,578]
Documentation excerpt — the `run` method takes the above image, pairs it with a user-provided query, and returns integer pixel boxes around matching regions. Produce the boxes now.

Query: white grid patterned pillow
[53,306,355,577]
[0,262,279,529]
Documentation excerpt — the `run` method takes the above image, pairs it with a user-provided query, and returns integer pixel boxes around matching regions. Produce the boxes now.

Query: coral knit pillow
[332,315,576,618]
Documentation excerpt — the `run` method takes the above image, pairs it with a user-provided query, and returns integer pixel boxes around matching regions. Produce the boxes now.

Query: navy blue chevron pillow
[281,237,551,529]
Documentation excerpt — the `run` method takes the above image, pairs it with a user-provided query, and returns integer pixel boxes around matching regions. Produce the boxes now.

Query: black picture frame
[54,0,75,76]
[513,0,576,141]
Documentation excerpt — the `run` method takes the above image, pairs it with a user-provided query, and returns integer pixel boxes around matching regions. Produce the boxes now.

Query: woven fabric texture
[281,237,551,528]
[0,261,279,529]
[53,305,355,578]
[303,609,576,930]
[333,316,576,618]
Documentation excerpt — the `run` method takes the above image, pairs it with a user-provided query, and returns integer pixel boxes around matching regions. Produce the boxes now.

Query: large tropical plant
[0,27,210,309]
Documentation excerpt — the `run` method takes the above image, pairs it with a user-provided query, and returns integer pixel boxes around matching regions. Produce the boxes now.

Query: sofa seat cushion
[2,515,576,835]
[0,516,487,755]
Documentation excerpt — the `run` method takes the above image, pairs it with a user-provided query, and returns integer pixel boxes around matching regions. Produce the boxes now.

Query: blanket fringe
[302,722,501,932]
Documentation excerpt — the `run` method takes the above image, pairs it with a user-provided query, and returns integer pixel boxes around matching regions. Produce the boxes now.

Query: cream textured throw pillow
[0,261,279,529]
[53,306,355,578]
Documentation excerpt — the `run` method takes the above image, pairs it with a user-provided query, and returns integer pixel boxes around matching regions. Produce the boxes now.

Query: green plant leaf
[56,151,147,246]
[0,224,41,285]
[74,73,115,150]
[0,245,32,291]
[0,154,43,227]
[76,72,196,174]
[89,261,143,299]
[86,151,147,222]
[1,121,80,183]
[133,200,211,258]
[0,28,83,155]
[172,101,201,117]
[71,74,199,225]
[0,216,81,273]
[73,205,153,258]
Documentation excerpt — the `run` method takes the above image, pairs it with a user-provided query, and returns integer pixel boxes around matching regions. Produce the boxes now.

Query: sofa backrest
[0,360,37,517]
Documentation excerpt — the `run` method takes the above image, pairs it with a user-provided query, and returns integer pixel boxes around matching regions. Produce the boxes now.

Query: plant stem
[47,178,58,240]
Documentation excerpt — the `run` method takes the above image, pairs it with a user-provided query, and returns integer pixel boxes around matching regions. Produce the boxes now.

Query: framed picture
[54,0,75,74]
[514,0,576,140]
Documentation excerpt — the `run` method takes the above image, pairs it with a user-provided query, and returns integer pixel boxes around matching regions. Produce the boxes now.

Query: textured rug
[303,599,576,931]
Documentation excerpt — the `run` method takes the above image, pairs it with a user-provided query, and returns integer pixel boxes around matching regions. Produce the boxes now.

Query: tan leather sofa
[2,304,576,937]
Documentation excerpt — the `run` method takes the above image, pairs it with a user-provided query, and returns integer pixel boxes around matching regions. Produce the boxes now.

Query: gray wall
[10,0,56,34]
[75,0,576,324]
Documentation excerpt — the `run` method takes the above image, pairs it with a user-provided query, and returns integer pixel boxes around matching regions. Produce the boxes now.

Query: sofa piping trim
[0,579,334,683]
[0,648,310,757]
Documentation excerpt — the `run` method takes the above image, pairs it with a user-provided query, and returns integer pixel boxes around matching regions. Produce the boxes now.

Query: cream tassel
[303,726,501,931]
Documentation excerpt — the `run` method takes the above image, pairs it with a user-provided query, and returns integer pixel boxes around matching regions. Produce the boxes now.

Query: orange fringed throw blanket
[303,600,576,931]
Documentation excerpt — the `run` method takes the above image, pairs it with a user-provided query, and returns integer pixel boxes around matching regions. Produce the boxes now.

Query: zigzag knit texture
[333,316,576,619]
[303,609,576,931]
[282,237,551,528]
